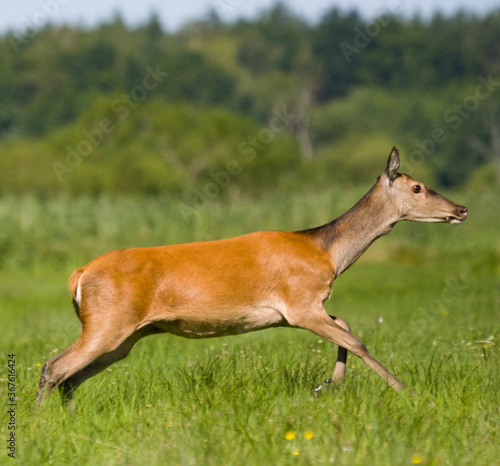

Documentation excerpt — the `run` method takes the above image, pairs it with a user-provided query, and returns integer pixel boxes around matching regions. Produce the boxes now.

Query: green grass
[1,190,499,465]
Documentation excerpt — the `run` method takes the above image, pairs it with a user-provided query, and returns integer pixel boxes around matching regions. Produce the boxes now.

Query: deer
[37,147,468,404]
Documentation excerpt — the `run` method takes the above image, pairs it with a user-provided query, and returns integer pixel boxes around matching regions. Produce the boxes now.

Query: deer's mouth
[446,206,468,224]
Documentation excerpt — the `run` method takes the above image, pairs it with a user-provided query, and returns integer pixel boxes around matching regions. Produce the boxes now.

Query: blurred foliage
[1,5,500,197]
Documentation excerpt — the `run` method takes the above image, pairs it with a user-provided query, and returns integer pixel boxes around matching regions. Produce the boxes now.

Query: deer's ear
[384,146,400,182]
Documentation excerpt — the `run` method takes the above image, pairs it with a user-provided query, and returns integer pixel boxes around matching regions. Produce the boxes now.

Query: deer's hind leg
[58,330,148,403]
[37,323,147,405]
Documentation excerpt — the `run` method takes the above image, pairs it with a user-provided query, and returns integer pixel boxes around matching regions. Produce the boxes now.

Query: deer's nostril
[459,206,468,217]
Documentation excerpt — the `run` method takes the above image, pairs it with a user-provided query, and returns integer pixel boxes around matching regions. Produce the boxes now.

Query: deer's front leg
[313,315,349,393]
[329,315,349,383]
[295,308,405,392]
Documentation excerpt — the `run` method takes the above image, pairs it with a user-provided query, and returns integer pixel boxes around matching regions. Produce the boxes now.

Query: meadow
[1,186,498,465]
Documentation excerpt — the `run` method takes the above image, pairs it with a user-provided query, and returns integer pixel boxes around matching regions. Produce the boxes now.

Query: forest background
[1,3,499,204]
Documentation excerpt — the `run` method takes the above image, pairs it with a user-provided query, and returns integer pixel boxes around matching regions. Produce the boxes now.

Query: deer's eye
[412,185,422,194]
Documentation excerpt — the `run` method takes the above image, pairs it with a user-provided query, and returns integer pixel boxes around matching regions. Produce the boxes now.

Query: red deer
[37,147,468,404]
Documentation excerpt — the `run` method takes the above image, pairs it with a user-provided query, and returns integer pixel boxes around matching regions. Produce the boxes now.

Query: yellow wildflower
[411,453,423,464]
[304,430,314,439]
[285,430,296,440]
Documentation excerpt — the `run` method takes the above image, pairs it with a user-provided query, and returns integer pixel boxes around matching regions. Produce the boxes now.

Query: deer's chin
[411,217,447,223]
[412,216,463,224]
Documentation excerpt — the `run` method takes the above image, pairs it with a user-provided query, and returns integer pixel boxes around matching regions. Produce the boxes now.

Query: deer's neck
[306,185,398,276]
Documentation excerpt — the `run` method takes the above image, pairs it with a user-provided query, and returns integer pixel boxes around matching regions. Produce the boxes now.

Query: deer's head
[380,147,468,224]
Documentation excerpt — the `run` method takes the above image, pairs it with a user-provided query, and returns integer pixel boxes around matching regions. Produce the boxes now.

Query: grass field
[1,188,499,465]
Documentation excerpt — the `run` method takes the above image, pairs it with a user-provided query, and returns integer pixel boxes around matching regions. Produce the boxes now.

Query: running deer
[37,147,468,404]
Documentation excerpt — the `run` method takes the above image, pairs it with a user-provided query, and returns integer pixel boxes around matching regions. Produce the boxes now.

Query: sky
[2,0,499,33]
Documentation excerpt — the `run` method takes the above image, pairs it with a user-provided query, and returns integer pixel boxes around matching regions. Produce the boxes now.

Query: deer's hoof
[313,379,332,394]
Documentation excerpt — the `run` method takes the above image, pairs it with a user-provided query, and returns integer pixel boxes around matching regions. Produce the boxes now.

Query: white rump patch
[75,277,82,307]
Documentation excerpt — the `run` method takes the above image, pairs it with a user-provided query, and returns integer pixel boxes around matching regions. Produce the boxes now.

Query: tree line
[1,4,499,196]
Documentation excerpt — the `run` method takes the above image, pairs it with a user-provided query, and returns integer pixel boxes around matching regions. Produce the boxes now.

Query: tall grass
[1,189,498,465]
[1,185,495,273]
